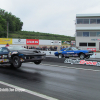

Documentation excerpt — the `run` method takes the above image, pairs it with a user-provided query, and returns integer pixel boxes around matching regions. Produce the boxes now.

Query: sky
[0,0,100,36]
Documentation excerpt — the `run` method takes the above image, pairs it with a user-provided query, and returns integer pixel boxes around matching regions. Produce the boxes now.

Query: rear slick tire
[12,56,22,68]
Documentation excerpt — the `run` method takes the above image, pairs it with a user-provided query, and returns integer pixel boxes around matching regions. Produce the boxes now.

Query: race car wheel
[12,56,22,68]
[85,55,90,59]
[79,53,85,59]
[34,60,41,65]
[58,54,63,58]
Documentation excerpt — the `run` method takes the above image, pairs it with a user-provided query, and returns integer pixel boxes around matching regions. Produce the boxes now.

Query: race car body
[0,46,46,68]
[54,47,94,59]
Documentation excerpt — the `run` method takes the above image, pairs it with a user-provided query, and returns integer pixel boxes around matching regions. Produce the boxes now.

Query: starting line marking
[0,81,58,100]
[41,63,100,72]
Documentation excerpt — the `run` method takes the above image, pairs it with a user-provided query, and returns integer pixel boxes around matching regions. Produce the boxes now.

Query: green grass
[8,31,75,41]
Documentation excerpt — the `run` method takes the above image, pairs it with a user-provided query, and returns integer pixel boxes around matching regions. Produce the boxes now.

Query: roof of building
[76,14,100,17]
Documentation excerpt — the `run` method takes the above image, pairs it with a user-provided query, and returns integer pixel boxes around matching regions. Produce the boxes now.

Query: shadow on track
[0,65,44,83]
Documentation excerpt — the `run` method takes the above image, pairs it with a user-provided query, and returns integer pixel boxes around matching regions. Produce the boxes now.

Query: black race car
[0,46,46,68]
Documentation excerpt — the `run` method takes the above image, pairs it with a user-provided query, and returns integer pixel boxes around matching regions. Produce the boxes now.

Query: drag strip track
[0,62,100,100]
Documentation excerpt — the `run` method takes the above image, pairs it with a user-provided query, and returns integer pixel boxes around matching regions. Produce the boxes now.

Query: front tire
[79,53,85,59]
[34,60,41,65]
[12,56,22,68]
[58,54,63,58]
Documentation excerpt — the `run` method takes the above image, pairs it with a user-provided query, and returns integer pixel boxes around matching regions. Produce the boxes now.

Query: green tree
[0,8,23,33]
[0,15,6,37]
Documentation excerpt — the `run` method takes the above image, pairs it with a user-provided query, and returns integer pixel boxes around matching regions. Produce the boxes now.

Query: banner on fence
[26,39,39,45]
[0,38,12,44]
[64,59,100,66]
[13,39,26,44]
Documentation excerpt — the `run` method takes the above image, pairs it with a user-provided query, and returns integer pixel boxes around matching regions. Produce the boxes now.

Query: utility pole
[7,22,8,38]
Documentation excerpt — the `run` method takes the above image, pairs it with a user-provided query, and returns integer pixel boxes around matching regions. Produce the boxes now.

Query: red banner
[79,60,97,65]
[26,39,39,45]
[87,48,96,52]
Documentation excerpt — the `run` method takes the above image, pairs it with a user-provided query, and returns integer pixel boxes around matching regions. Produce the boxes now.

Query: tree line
[0,8,23,37]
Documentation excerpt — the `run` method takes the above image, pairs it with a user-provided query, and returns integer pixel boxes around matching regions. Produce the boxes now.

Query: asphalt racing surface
[0,60,100,100]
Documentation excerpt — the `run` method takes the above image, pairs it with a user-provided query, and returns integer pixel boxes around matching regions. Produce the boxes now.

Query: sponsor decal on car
[0,55,8,58]
[2,55,7,58]
[0,59,3,63]
[64,59,100,66]
[64,54,78,57]
[20,58,24,62]
[12,52,18,54]
[8,52,11,57]
[73,54,78,56]
[58,51,62,53]
[65,54,72,56]
[0,59,9,62]
[67,52,74,53]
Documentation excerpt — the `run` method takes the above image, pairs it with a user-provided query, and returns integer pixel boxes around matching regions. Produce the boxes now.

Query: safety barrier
[44,57,100,65]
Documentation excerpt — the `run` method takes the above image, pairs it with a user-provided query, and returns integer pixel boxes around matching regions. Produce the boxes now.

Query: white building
[76,14,100,51]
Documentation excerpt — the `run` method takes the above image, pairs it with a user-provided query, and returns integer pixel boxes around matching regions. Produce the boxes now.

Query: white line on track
[41,63,100,72]
[0,81,58,100]
[58,66,67,68]
[48,65,59,67]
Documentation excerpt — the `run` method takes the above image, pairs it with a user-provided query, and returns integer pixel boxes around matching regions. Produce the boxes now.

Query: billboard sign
[51,40,61,45]
[26,39,39,45]
[39,40,51,45]
[64,59,100,66]
[13,39,26,44]
[87,48,96,52]
[0,38,12,44]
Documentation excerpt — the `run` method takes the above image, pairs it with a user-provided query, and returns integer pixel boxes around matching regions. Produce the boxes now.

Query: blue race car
[54,47,94,59]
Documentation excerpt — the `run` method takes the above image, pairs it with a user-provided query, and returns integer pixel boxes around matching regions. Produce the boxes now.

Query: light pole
[7,22,9,38]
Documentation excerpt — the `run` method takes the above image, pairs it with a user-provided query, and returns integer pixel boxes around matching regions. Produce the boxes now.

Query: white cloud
[0,0,100,36]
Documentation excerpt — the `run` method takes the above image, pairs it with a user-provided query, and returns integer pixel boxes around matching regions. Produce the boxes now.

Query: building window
[90,32,96,37]
[79,43,87,46]
[83,32,89,37]
[77,19,83,24]
[77,32,82,37]
[83,19,89,24]
[97,19,100,24]
[90,19,96,24]
[97,32,100,36]
[77,18,100,24]
[88,43,96,46]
